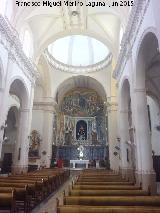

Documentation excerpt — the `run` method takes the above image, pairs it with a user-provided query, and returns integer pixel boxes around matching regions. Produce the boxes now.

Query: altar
[70,159,89,169]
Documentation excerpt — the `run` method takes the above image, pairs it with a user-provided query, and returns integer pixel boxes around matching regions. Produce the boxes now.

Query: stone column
[107,102,119,171]
[12,108,30,174]
[0,59,11,159]
[40,110,54,168]
[0,88,3,109]
[0,88,10,159]
[0,88,5,158]
[31,100,55,168]
[134,88,156,193]
[119,110,129,176]
[119,110,134,181]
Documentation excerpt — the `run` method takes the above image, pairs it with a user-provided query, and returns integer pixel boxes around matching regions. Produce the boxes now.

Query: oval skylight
[48,35,110,67]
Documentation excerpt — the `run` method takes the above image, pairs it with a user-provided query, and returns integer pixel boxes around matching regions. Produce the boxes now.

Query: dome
[48,35,110,67]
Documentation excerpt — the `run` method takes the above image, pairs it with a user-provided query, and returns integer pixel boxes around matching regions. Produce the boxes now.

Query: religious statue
[77,145,84,159]
[64,127,72,145]
[91,130,98,145]
[28,130,41,158]
[77,125,86,140]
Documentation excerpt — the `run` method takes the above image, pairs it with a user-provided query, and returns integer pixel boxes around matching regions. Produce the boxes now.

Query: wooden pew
[0,186,29,213]
[77,175,123,179]
[75,181,134,185]
[0,179,43,208]
[57,169,160,213]
[0,168,70,212]
[0,178,45,200]
[0,183,36,212]
[0,189,17,213]
[64,196,160,206]
[69,189,149,196]
[72,185,141,190]
[77,178,128,182]
[57,205,160,213]
[7,176,51,197]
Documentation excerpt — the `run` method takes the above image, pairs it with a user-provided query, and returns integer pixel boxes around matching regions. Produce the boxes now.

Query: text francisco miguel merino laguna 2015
[16,1,134,7]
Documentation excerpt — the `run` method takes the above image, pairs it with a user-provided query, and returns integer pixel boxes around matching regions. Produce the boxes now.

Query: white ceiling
[13,0,131,61]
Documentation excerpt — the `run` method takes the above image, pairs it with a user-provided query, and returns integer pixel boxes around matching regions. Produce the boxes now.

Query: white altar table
[70,160,89,168]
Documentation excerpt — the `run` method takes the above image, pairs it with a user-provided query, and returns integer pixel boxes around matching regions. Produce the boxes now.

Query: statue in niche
[77,125,86,140]
[64,127,69,145]
[69,128,73,144]
[28,130,41,158]
[91,130,98,145]
[64,127,72,145]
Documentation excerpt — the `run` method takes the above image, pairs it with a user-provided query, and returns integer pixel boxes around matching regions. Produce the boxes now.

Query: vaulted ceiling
[13,1,131,61]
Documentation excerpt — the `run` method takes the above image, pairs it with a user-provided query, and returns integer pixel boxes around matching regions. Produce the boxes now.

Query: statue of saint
[91,130,98,145]
[77,145,84,159]
[77,125,86,140]
[28,130,41,158]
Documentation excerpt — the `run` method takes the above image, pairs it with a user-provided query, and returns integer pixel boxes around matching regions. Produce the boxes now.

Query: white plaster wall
[119,1,158,133]
[147,96,160,155]
[8,62,31,97]
[34,85,44,100]
[117,1,158,174]
[152,0,160,46]
[0,95,19,161]
[0,44,9,83]
[51,64,111,100]
[31,109,54,167]
[0,58,32,132]
[8,95,20,109]
[31,110,44,135]
[131,2,156,70]
[0,26,35,170]
[1,144,15,160]
[5,0,13,21]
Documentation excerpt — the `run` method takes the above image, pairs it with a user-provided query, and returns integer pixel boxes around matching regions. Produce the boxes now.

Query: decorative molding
[135,169,156,175]
[113,0,151,80]
[44,49,112,74]
[33,101,57,112]
[20,109,30,113]
[120,110,129,114]
[0,15,39,83]
[134,88,146,93]
[107,102,118,113]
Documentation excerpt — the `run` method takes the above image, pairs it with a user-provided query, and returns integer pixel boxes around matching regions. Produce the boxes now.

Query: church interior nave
[1,0,160,212]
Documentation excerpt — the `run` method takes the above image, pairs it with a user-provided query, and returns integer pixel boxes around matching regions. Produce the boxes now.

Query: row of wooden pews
[57,169,160,213]
[0,168,70,213]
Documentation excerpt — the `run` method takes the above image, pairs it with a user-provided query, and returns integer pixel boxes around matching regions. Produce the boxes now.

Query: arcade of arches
[0,0,160,196]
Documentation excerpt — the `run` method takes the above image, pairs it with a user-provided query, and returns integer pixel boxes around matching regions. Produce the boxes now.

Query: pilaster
[12,108,30,174]
[107,101,119,171]
[134,88,156,193]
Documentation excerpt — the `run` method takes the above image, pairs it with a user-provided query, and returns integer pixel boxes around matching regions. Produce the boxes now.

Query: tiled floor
[31,170,81,213]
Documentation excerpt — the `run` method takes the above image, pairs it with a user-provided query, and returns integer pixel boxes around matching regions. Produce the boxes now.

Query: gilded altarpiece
[54,88,108,161]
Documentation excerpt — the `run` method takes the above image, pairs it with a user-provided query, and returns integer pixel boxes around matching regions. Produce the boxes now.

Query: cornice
[44,49,112,74]
[0,15,39,83]
[113,0,151,80]
[33,100,58,112]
